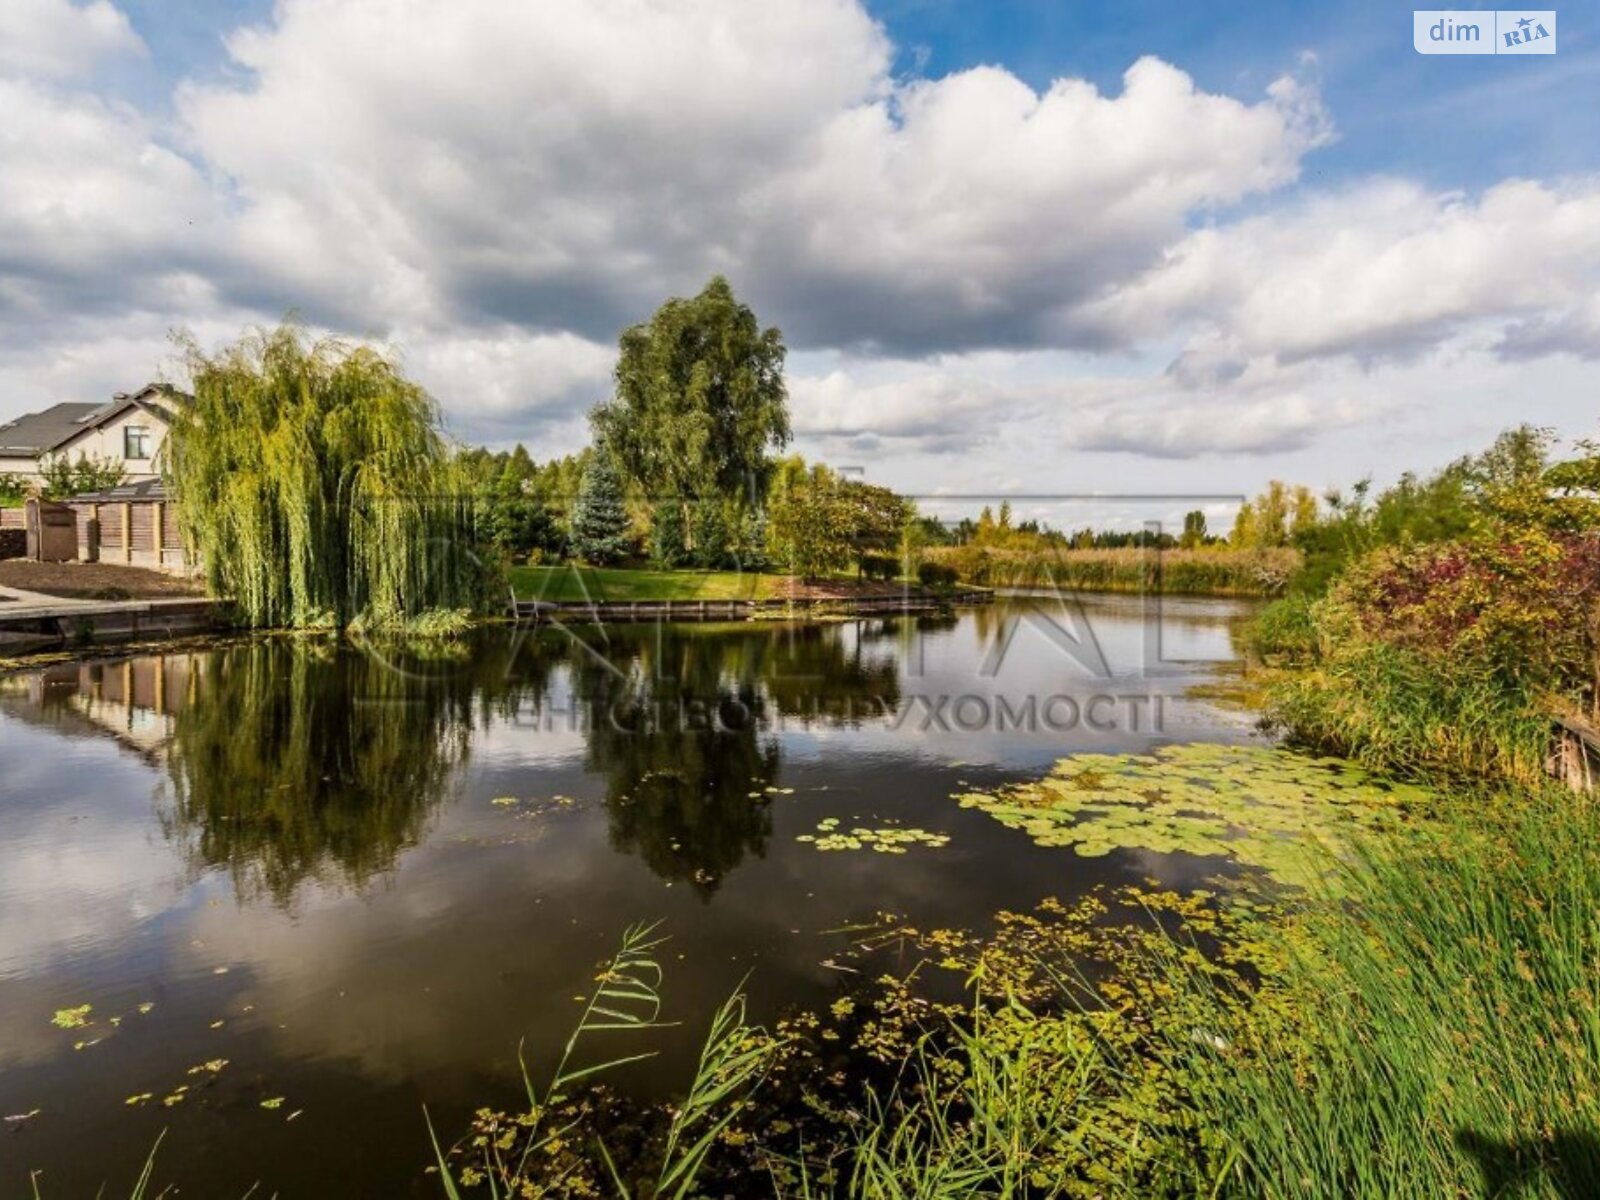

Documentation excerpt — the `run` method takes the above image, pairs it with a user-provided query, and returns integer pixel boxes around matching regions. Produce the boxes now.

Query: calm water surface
[0,596,1259,1196]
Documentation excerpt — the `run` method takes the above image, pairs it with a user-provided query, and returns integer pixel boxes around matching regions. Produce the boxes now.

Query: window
[124,425,152,461]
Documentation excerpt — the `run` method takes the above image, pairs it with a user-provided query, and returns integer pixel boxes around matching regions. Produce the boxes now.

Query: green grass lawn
[510,565,793,603]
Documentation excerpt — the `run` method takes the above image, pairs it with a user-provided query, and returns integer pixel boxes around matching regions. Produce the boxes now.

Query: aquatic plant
[956,743,1432,888]
[430,923,778,1199]
[796,818,950,853]
[26,1133,167,1199]
[1153,786,1600,1198]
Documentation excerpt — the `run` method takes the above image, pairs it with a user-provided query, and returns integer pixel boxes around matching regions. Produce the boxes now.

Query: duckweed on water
[957,742,1434,887]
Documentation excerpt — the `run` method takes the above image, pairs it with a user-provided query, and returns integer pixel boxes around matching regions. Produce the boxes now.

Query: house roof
[0,385,182,459]
[0,403,106,456]
[69,479,170,505]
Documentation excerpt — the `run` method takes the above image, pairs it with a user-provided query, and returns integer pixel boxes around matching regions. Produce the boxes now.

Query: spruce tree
[649,499,689,567]
[571,455,631,564]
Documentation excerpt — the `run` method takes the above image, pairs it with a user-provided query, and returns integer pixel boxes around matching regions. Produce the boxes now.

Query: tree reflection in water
[117,620,909,903]
[528,620,902,897]
[161,638,484,903]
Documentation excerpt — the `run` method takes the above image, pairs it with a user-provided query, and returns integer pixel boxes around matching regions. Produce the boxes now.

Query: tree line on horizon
[132,271,1590,630]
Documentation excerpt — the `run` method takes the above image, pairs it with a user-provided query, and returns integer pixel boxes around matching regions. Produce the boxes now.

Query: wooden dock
[0,596,222,656]
[1551,710,1600,793]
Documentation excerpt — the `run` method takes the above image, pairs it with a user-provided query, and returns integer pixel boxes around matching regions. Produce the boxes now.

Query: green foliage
[839,480,912,567]
[649,498,690,567]
[1243,592,1319,660]
[460,445,564,563]
[1256,427,1600,782]
[1269,637,1552,784]
[1158,788,1600,1198]
[39,453,127,499]
[734,505,770,572]
[916,560,959,590]
[432,924,777,1199]
[690,497,732,569]
[1275,424,1560,604]
[857,554,898,582]
[0,453,127,506]
[593,276,791,506]
[767,459,852,581]
[1229,480,1319,550]
[166,321,496,628]
[766,458,915,581]
[848,995,1112,1196]
[928,545,1298,596]
[571,454,632,564]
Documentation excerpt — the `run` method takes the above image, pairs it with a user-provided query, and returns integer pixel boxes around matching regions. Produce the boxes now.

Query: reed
[925,546,1299,596]
[430,923,777,1199]
[1153,787,1600,1198]
[28,1133,168,1200]
[1268,641,1552,784]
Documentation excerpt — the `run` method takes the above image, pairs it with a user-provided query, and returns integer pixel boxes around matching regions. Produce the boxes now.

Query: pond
[0,595,1262,1196]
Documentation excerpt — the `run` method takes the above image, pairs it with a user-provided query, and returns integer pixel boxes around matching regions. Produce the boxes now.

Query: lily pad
[956,743,1432,888]
[798,820,951,854]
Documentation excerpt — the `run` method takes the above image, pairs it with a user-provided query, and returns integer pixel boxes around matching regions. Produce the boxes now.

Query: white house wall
[58,409,168,482]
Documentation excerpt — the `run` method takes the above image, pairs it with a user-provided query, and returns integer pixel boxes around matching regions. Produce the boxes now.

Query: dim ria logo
[1414,10,1556,53]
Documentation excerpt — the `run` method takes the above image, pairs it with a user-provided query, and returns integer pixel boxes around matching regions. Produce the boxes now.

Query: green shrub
[917,560,959,589]
[1266,531,1600,783]
[858,553,899,581]
[1247,594,1319,661]
[649,500,690,568]
[925,546,1298,596]
[1268,639,1551,784]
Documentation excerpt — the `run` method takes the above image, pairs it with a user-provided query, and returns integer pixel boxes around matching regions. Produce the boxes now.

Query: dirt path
[0,560,204,601]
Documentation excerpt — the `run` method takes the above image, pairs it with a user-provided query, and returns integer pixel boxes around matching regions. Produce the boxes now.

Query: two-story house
[0,384,181,485]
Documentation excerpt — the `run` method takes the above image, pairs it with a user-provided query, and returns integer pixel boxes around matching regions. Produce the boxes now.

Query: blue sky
[1,0,1597,525]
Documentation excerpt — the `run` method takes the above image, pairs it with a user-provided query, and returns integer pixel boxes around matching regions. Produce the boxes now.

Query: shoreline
[0,588,998,668]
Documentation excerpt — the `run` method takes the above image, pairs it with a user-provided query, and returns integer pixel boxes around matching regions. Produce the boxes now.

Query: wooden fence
[0,496,190,572]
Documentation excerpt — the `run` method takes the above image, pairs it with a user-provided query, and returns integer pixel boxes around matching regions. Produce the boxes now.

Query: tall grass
[1155,787,1600,1198]
[28,1133,169,1199]
[926,546,1299,597]
[831,788,1600,1197]
[846,995,1116,1198]
[430,923,776,1199]
[422,788,1600,1198]
[1268,641,1553,784]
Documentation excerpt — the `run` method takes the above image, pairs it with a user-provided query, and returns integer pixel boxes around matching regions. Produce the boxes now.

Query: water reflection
[531,621,903,894]
[4,619,920,904]
[0,599,1258,1198]
[162,640,483,903]
[3,601,1247,910]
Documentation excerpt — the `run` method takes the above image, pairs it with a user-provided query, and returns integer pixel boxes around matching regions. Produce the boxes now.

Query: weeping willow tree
[168,322,495,628]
